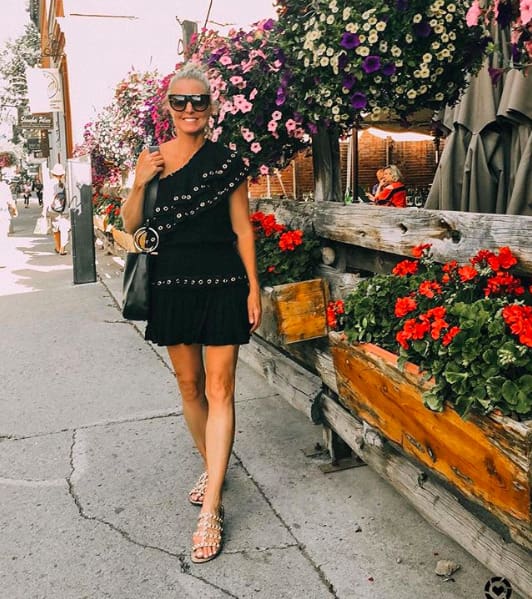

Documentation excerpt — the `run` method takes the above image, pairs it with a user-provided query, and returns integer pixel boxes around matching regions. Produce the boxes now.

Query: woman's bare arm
[229,181,262,332]
[121,148,164,234]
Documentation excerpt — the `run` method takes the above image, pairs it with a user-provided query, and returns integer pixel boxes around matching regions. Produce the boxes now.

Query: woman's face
[382,169,393,185]
[167,77,211,137]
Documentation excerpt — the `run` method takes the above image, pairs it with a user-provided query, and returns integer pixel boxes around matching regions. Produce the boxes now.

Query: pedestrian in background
[48,163,70,254]
[22,180,32,208]
[122,63,261,564]
[0,175,18,267]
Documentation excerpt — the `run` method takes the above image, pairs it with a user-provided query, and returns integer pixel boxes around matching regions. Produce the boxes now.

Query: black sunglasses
[168,94,210,112]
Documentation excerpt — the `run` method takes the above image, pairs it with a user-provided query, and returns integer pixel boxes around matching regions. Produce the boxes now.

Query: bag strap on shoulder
[143,145,160,224]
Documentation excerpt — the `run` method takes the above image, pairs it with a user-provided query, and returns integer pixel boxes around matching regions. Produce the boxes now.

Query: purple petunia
[413,20,432,38]
[307,122,318,135]
[362,55,381,74]
[338,53,350,70]
[381,63,397,77]
[342,73,357,90]
[340,32,360,50]
[276,88,287,106]
[350,92,367,110]
[262,18,275,31]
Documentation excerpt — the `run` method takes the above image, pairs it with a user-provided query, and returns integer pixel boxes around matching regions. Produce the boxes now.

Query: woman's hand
[247,286,262,333]
[133,148,165,188]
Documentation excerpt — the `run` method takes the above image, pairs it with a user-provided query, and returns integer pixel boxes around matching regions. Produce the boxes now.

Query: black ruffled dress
[144,140,250,347]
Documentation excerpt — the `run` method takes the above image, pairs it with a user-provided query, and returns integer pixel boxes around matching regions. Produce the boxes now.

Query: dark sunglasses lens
[190,95,209,111]
[169,94,210,111]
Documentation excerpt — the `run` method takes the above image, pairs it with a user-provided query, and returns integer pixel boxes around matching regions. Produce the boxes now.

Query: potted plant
[250,210,327,345]
[328,244,532,545]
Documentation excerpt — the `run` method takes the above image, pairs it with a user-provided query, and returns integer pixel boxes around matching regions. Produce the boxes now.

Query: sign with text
[18,112,53,129]
[26,67,64,113]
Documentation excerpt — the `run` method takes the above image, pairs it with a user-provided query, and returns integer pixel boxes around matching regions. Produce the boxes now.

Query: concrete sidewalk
[0,203,502,598]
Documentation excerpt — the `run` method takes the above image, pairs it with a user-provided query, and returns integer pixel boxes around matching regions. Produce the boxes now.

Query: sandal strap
[189,472,208,498]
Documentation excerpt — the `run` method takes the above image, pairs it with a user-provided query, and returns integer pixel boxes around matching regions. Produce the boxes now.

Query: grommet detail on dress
[152,274,248,288]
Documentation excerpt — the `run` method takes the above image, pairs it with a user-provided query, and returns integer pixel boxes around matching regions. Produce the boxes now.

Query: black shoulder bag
[122,146,160,321]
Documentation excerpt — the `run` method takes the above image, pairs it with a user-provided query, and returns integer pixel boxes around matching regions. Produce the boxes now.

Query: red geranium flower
[412,243,432,258]
[458,264,478,282]
[502,304,532,347]
[418,280,442,298]
[442,326,461,346]
[395,296,418,317]
[392,260,419,276]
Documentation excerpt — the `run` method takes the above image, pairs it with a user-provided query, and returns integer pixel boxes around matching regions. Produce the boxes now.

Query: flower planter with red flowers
[334,244,532,549]
[251,210,328,345]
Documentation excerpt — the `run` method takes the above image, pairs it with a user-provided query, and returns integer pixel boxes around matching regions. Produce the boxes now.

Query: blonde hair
[385,164,403,182]
[167,64,211,95]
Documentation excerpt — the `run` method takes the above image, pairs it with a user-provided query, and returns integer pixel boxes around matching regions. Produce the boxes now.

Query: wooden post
[311,124,342,202]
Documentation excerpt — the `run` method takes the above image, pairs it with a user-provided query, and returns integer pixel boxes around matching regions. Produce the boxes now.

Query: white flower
[435,67,444,75]
[376,21,387,32]
[362,22,371,31]
[449,32,456,40]
[362,9,376,19]
[441,34,449,42]
[440,49,450,58]
[368,17,377,25]
[333,114,341,122]
[423,53,433,63]
[379,41,388,52]
[320,56,329,67]
[435,92,444,101]
[448,4,456,12]
[358,34,366,43]
[320,13,326,22]
[391,46,402,57]
[326,47,334,57]
[324,99,333,107]
[374,75,382,83]
[304,57,310,67]
[434,25,444,34]
[396,86,404,94]
[413,13,422,23]
[431,41,441,50]
[326,15,335,25]
[356,46,370,57]
[418,85,428,94]
[445,14,453,22]
[343,7,352,20]
[407,89,417,99]
[368,31,379,44]
[332,105,340,114]
[405,34,413,44]
[430,19,438,27]
[346,22,359,33]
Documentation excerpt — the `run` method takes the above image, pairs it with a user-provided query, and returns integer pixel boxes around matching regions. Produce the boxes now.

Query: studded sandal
[190,506,224,564]
[188,471,208,506]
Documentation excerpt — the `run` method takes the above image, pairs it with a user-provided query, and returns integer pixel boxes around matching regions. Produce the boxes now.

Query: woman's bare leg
[167,344,208,465]
[193,344,239,560]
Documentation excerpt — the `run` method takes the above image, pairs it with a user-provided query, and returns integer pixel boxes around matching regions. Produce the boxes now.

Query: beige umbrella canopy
[426,28,532,215]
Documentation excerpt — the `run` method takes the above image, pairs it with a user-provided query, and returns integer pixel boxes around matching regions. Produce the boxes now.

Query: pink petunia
[285,119,297,133]
[259,164,269,175]
[521,0,532,25]
[271,110,282,121]
[219,55,232,66]
[241,127,255,142]
[267,120,278,133]
[250,142,262,154]
[230,75,246,89]
[249,88,258,100]
[466,0,482,26]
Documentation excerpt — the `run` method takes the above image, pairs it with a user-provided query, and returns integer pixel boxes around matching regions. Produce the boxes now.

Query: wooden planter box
[255,278,329,345]
[329,332,532,551]
[111,228,135,253]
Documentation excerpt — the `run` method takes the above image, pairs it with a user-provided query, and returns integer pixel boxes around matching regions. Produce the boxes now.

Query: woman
[49,163,69,254]
[121,64,262,564]
[368,164,407,207]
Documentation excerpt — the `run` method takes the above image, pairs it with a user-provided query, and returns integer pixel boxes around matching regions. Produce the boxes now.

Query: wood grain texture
[329,333,532,546]
[320,394,532,599]
[256,279,328,345]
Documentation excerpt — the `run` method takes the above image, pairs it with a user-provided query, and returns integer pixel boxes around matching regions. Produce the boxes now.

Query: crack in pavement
[230,451,339,599]
[3,410,183,442]
[66,429,239,599]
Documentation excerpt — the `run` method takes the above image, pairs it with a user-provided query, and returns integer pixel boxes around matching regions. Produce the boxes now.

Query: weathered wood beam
[320,393,532,599]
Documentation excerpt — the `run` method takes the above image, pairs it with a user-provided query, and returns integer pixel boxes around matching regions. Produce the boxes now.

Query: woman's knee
[176,374,205,402]
[205,376,235,405]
